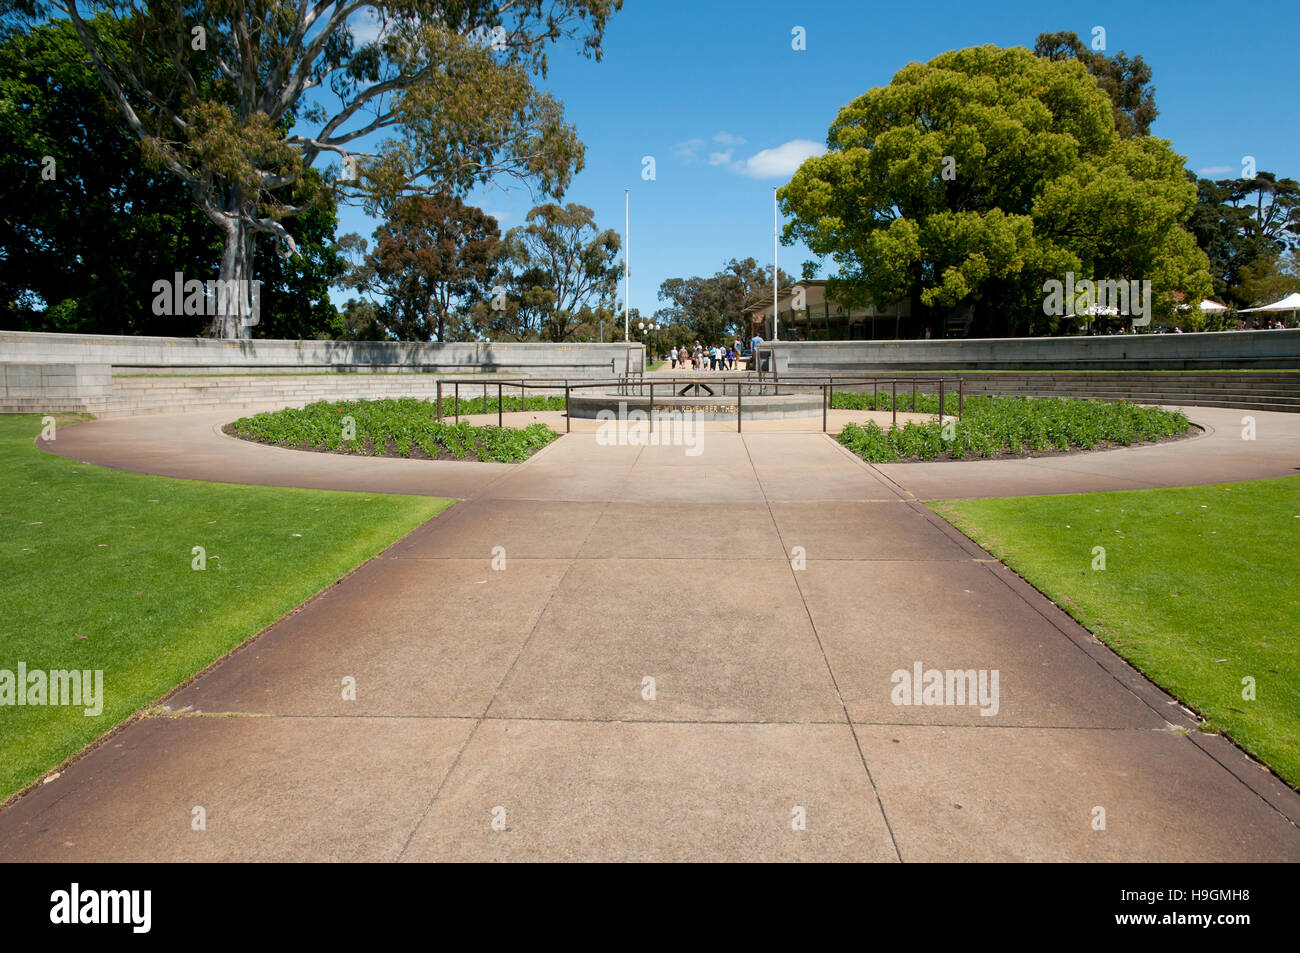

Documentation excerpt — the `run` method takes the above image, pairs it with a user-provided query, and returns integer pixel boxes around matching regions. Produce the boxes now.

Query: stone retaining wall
[0,330,644,375]
[766,329,1300,373]
[830,371,1300,413]
[0,364,112,416]
[0,331,644,416]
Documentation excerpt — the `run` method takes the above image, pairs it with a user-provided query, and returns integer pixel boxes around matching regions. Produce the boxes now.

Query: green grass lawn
[0,414,453,802]
[931,476,1300,787]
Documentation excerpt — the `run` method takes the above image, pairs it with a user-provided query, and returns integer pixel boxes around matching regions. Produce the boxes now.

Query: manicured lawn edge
[928,478,1300,789]
[1,413,455,804]
[2,501,449,810]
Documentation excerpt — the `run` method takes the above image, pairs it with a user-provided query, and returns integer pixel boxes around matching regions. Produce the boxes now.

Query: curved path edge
[4,401,1299,860]
[35,404,1300,500]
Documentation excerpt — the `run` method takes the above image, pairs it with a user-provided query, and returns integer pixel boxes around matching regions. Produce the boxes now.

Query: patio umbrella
[1239,292,1300,314]
[1239,292,1300,325]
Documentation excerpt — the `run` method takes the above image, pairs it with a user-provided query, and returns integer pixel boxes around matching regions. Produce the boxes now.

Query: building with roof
[742,280,941,341]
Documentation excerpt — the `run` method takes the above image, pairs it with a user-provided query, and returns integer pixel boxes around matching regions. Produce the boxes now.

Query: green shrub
[229,397,560,463]
[835,394,1190,463]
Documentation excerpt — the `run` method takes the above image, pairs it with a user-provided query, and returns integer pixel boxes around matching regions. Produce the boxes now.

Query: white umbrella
[1239,292,1300,313]
[1199,299,1228,312]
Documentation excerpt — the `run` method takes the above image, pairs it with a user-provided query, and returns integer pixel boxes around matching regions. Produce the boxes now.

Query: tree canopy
[1034,30,1158,138]
[655,258,792,346]
[341,192,500,341]
[5,1,620,336]
[490,202,622,341]
[779,44,1212,337]
[0,15,342,337]
[1188,172,1300,308]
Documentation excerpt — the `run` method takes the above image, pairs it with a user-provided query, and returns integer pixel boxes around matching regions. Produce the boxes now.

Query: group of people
[669,341,739,371]
[1090,318,1295,334]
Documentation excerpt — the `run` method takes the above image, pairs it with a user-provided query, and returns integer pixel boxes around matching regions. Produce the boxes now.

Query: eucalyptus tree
[496,202,621,341]
[9,0,619,336]
[342,192,500,341]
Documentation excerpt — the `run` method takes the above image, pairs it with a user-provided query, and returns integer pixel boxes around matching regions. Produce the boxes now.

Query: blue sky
[331,0,1300,320]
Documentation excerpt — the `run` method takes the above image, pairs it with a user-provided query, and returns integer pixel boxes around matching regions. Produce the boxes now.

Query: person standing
[670,346,678,369]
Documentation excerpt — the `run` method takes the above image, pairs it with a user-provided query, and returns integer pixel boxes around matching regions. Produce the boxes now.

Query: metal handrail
[425,373,966,436]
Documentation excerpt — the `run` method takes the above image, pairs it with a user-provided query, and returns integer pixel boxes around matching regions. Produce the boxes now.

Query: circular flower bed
[226,396,562,463]
[835,394,1192,462]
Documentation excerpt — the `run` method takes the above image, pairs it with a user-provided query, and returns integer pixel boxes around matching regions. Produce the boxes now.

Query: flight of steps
[104,373,566,418]
[100,369,1300,417]
[837,371,1300,413]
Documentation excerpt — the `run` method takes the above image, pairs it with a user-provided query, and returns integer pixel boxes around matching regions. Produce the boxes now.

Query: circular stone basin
[568,380,822,421]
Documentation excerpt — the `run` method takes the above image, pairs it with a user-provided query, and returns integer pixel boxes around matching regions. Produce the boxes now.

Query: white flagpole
[624,189,630,342]
[773,187,779,341]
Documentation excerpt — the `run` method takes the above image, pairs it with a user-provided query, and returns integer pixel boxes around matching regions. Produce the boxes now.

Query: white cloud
[348,9,387,45]
[677,132,748,163]
[673,138,706,162]
[1198,165,1233,176]
[730,139,826,179]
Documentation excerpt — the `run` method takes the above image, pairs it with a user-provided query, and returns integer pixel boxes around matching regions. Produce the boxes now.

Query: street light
[636,320,660,361]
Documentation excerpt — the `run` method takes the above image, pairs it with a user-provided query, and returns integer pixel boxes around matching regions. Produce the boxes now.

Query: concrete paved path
[4,406,1299,860]
[39,404,1300,500]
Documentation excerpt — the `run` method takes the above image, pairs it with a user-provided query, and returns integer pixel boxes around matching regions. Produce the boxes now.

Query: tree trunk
[212,207,258,339]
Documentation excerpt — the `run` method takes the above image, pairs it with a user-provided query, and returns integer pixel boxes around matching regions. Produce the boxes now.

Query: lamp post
[624,189,630,342]
[773,186,780,342]
[636,320,660,361]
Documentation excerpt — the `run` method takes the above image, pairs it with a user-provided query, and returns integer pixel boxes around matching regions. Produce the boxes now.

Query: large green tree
[252,193,347,339]
[6,1,617,337]
[337,297,386,340]
[342,192,500,341]
[1034,30,1158,138]
[0,15,342,336]
[492,202,621,341]
[1187,172,1300,307]
[656,258,792,344]
[780,45,1212,337]
[1237,251,1300,311]
[1232,172,1300,251]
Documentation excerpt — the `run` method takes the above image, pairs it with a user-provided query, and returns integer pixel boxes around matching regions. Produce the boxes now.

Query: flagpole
[624,189,630,342]
[773,187,779,341]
